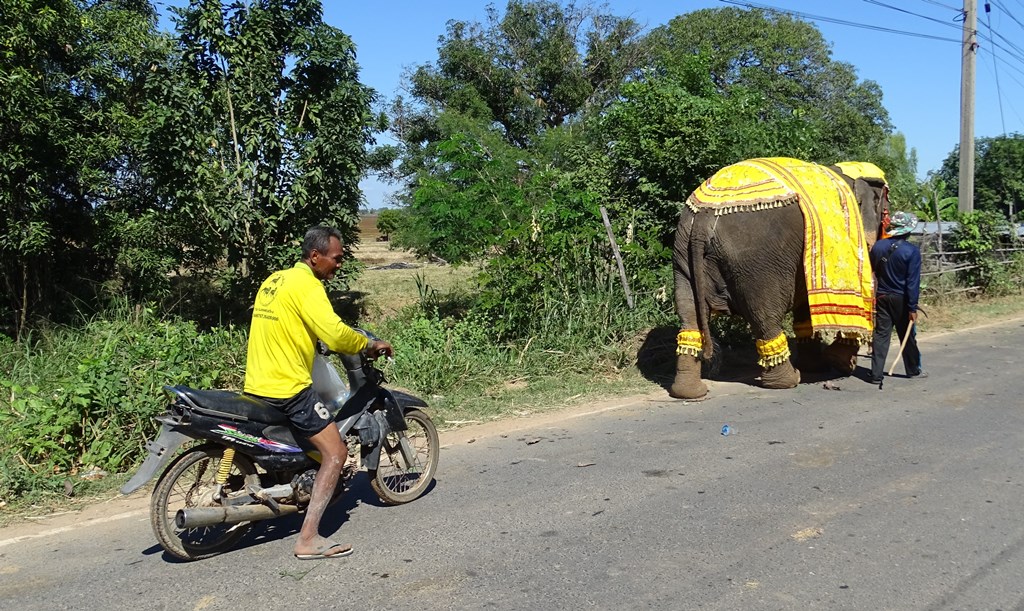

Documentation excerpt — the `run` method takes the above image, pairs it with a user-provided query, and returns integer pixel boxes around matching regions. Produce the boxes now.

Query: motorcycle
[121,330,439,561]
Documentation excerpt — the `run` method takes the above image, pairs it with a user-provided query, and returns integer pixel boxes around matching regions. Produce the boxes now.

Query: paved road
[2,319,1023,610]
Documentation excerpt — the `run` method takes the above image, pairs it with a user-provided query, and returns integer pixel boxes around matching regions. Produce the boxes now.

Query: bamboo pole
[599,206,634,309]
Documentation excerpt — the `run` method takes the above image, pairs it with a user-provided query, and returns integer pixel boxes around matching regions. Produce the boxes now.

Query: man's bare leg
[293,423,349,557]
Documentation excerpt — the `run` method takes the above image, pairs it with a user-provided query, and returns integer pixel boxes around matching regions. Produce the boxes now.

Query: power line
[977,23,1024,66]
[717,0,962,42]
[984,40,1024,80]
[862,0,963,30]
[979,48,1024,128]
[914,0,963,11]
[984,1,1008,132]
[865,0,1024,72]
[989,0,1024,34]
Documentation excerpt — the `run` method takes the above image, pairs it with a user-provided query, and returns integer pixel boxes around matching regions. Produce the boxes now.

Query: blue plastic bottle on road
[721,424,733,436]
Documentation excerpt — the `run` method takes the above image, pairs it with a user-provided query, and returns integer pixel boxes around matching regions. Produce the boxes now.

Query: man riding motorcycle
[244,225,393,560]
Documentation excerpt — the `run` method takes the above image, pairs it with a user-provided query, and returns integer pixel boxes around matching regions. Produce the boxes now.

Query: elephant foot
[669,354,709,400]
[822,342,858,375]
[669,382,709,401]
[761,360,800,389]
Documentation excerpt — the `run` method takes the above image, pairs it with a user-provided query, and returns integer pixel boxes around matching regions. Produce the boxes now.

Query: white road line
[0,509,147,548]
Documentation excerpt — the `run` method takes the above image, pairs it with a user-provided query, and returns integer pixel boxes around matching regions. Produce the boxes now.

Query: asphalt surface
[1,318,1023,610]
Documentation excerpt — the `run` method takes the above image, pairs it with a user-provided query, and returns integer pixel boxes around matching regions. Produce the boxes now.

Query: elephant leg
[756,332,800,389]
[670,329,708,400]
[790,280,827,373]
[822,339,859,375]
[793,340,828,373]
[791,317,828,373]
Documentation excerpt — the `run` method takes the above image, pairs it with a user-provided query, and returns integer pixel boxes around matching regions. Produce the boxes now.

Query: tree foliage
[406,0,645,147]
[0,0,380,332]
[647,7,892,162]
[139,0,377,304]
[375,209,401,240]
[381,3,917,340]
[387,1,648,266]
[936,134,1024,219]
[0,0,164,335]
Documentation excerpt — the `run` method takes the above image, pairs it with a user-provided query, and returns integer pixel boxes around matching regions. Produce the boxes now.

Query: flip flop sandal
[294,542,353,560]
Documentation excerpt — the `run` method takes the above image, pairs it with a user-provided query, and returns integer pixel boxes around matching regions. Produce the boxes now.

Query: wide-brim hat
[888,211,918,237]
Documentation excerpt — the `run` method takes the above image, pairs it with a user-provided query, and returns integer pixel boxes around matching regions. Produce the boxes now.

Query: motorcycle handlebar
[316,332,392,363]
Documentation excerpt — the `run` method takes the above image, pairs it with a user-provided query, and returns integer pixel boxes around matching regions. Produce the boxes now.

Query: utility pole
[958,0,977,213]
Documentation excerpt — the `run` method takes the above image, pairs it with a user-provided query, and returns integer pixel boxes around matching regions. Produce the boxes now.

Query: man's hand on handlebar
[368,339,394,360]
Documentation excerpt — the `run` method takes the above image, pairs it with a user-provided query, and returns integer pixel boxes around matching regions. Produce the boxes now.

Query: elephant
[669,158,889,400]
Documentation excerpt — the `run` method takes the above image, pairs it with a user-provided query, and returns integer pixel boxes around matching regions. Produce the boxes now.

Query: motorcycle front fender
[120,422,190,495]
[389,389,428,409]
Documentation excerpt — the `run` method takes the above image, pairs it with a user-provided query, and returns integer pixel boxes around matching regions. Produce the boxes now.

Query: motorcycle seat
[171,386,290,425]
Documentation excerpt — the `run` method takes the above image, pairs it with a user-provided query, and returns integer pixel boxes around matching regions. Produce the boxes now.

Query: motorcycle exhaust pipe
[175,503,299,529]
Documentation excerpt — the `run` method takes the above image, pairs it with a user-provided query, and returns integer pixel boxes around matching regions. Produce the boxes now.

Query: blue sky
[160,1,1024,208]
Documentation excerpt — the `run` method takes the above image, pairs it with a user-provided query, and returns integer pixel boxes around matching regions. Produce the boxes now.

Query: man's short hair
[301,226,343,258]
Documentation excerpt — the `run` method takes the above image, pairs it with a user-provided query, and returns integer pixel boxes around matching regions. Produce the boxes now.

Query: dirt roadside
[2,314,1021,546]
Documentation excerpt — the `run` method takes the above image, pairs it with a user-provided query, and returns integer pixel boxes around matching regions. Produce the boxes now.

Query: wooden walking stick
[879,319,915,389]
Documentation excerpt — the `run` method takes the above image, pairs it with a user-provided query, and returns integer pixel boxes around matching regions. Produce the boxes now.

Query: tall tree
[142,0,378,303]
[647,7,892,163]
[406,0,645,148]
[0,0,163,336]
[936,134,1024,219]
[385,0,646,260]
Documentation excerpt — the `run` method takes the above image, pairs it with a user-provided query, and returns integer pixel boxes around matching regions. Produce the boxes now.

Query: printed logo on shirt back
[258,273,284,307]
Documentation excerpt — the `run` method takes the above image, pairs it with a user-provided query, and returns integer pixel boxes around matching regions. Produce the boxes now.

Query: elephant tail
[689,215,714,361]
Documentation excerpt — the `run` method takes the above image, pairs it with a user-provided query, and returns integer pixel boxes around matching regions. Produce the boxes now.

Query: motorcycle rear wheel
[370,408,439,505]
[151,445,256,561]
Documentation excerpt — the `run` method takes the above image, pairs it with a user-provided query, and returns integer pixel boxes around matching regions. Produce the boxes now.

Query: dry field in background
[351,215,477,319]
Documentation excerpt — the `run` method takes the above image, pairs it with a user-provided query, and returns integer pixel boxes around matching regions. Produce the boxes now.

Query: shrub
[0,306,246,501]
[949,211,1015,294]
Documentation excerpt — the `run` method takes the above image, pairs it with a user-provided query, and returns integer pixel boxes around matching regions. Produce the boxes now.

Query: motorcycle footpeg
[247,483,282,514]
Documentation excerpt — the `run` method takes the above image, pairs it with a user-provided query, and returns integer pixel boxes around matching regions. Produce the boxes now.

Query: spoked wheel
[151,445,256,561]
[369,409,439,505]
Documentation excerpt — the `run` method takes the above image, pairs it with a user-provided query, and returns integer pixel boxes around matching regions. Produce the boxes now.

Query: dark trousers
[871,293,922,381]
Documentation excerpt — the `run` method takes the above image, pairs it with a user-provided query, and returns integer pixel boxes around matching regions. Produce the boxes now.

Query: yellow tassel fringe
[756,332,791,368]
[676,329,703,357]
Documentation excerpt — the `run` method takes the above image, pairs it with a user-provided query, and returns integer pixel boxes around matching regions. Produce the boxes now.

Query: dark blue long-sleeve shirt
[870,236,922,312]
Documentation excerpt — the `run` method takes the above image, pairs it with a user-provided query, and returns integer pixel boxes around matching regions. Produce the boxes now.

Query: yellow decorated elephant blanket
[686,157,874,344]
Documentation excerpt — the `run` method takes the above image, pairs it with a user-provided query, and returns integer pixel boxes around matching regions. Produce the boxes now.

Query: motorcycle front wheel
[151,445,256,561]
[369,409,439,505]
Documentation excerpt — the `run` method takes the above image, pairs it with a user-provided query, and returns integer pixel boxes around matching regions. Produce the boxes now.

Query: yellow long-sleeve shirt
[244,262,368,398]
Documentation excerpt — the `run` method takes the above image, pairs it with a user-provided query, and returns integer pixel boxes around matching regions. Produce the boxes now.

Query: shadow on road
[150,472,438,562]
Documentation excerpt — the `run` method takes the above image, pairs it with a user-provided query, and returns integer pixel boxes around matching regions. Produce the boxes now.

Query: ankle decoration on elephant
[755,333,791,368]
[676,329,703,357]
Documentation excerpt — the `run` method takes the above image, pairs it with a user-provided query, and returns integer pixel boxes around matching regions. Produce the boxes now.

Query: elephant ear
[829,162,889,243]
[852,177,888,244]
[828,164,856,191]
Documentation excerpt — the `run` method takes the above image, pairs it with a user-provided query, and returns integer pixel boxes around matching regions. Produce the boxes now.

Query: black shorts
[251,386,333,438]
